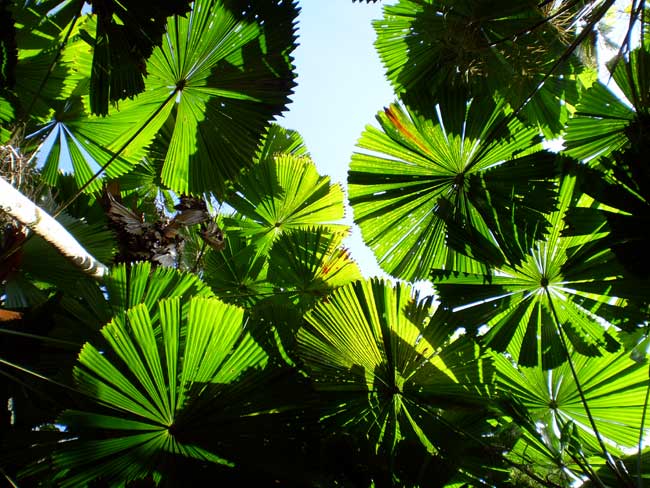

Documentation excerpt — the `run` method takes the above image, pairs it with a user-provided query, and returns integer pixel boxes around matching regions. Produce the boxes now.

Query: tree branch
[0,176,108,279]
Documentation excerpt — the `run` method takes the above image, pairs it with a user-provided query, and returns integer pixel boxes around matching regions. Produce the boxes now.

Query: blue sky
[279,0,395,279]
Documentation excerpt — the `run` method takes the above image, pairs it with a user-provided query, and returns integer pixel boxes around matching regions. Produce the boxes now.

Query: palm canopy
[432,173,647,369]
[349,88,558,281]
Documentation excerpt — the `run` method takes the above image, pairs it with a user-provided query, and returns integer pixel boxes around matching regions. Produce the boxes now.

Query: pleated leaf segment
[52,296,268,486]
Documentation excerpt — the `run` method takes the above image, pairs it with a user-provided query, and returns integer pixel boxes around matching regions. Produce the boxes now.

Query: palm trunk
[0,177,109,279]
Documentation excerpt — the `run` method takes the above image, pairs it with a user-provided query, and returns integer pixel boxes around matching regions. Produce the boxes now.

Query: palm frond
[298,279,494,476]
[374,0,581,134]
[432,173,645,368]
[50,295,268,486]
[227,154,348,255]
[564,44,650,162]
[349,90,556,281]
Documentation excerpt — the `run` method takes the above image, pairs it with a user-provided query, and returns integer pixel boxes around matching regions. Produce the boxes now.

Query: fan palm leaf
[374,0,581,134]
[563,45,650,162]
[298,279,494,475]
[498,348,650,486]
[227,154,348,255]
[148,0,298,196]
[432,173,645,368]
[349,89,557,281]
[24,0,299,196]
[49,295,269,486]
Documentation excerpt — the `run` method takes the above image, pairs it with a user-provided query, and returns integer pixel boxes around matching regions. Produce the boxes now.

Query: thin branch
[488,0,583,48]
[0,358,80,394]
[0,468,19,488]
[544,287,633,487]
[466,0,617,172]
[0,327,80,346]
[636,363,650,488]
[0,176,108,279]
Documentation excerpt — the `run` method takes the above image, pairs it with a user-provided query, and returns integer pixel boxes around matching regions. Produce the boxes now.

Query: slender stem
[0,327,79,346]
[0,358,79,394]
[0,468,19,488]
[488,0,582,47]
[191,239,208,273]
[636,364,650,488]
[423,406,564,488]
[53,88,178,218]
[544,287,632,487]
[565,437,608,488]
[606,0,644,91]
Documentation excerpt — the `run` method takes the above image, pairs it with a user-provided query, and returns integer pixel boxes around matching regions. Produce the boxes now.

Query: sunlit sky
[279,0,395,280]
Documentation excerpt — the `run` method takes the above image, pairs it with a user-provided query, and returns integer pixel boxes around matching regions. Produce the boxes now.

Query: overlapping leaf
[349,90,556,281]
[86,0,193,115]
[24,0,298,195]
[268,227,362,309]
[255,123,309,165]
[433,174,646,368]
[227,154,348,254]
[497,349,650,484]
[298,279,493,465]
[374,0,580,134]
[564,45,650,162]
[202,224,273,308]
[52,296,269,486]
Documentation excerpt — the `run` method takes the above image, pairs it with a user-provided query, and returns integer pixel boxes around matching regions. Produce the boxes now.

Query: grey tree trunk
[0,177,109,279]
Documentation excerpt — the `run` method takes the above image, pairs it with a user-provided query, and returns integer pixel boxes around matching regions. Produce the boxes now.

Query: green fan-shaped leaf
[268,227,362,308]
[144,0,298,196]
[255,123,309,165]
[52,296,268,486]
[349,91,556,281]
[433,174,646,368]
[26,0,298,195]
[298,279,493,464]
[496,349,650,455]
[227,154,348,255]
[498,349,650,486]
[202,224,273,308]
[29,84,164,193]
[564,45,650,162]
[374,0,580,134]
